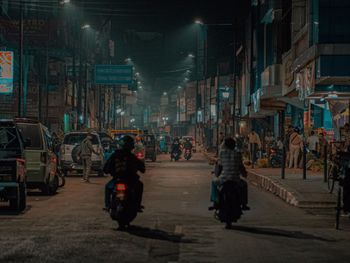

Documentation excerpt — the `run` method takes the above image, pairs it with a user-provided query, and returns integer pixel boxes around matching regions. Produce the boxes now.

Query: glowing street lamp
[81,24,90,30]
[60,0,70,4]
[163,92,167,96]
[188,53,195,58]
[195,19,203,25]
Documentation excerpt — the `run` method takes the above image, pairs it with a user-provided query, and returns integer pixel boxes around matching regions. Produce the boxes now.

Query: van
[16,119,58,195]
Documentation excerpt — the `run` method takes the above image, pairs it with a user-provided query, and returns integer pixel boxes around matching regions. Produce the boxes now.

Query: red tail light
[116,183,126,191]
[136,152,143,159]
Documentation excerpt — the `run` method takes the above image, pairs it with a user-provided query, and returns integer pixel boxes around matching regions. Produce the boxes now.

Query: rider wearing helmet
[171,137,181,160]
[103,135,145,211]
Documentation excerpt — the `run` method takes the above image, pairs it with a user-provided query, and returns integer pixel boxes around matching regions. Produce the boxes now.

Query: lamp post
[18,0,24,117]
[194,19,234,148]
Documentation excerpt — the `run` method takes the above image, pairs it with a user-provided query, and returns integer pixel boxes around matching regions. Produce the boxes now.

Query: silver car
[60,132,104,176]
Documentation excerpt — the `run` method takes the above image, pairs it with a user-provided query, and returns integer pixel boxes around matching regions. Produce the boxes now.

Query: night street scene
[1,0,350,262]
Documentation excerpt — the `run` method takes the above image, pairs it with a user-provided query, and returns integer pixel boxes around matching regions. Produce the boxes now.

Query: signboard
[95,65,133,85]
[0,51,14,94]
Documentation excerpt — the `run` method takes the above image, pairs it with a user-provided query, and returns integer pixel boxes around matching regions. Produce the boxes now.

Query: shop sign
[296,62,315,100]
[0,51,14,94]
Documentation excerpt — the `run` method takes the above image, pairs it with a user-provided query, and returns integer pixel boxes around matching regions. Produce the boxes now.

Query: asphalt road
[1,153,350,263]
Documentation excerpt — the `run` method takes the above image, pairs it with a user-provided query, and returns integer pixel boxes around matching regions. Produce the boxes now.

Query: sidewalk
[247,168,337,209]
[202,149,337,209]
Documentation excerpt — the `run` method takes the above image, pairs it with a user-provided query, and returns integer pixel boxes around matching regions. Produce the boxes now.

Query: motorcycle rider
[170,137,181,160]
[209,137,250,211]
[183,138,193,151]
[103,135,145,212]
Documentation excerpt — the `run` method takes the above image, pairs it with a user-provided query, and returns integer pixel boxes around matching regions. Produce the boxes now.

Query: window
[17,123,43,150]
[0,127,22,159]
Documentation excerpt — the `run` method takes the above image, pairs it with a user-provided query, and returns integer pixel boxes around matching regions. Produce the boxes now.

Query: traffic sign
[95,65,133,85]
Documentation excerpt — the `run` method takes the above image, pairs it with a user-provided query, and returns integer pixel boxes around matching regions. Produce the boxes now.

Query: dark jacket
[103,149,145,184]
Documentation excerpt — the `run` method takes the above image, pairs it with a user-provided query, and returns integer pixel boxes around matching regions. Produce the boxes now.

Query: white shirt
[307,135,319,151]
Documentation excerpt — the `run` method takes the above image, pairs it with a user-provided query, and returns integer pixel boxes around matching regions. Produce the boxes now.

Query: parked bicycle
[327,142,344,194]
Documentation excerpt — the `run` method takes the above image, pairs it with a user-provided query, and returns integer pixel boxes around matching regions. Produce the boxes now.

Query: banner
[0,51,14,94]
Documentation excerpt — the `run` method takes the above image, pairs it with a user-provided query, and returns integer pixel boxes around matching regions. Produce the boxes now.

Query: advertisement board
[0,51,14,94]
[95,65,133,85]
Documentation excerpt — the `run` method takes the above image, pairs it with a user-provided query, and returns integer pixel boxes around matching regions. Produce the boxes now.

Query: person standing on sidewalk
[319,132,328,159]
[78,132,99,182]
[307,130,319,158]
[284,125,294,166]
[248,129,261,166]
[289,128,303,169]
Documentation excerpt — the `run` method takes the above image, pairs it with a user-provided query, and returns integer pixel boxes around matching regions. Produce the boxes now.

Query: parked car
[0,120,27,211]
[60,131,104,176]
[16,118,58,195]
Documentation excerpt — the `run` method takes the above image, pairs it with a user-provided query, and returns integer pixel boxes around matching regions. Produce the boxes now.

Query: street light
[163,92,167,96]
[195,19,203,25]
[81,24,90,30]
[178,86,182,89]
[125,57,132,62]
[60,0,70,4]
[188,53,195,58]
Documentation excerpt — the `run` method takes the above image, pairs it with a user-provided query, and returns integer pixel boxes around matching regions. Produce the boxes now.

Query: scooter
[110,181,139,230]
[216,181,242,229]
[269,147,283,168]
[184,148,192,161]
[171,149,181,161]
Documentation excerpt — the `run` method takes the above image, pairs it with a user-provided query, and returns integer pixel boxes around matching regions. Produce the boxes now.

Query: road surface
[1,153,350,262]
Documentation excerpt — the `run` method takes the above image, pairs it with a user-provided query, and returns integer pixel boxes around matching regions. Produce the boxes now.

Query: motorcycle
[184,148,192,161]
[110,181,139,230]
[171,149,181,161]
[269,147,283,168]
[216,181,242,229]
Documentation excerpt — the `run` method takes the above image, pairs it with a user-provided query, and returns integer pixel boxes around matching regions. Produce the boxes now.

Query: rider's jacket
[103,149,145,184]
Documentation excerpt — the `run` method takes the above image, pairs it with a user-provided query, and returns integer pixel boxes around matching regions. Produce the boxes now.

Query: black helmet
[121,135,135,151]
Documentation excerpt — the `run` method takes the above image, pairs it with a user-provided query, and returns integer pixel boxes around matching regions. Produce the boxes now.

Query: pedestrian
[78,132,99,182]
[284,125,294,166]
[319,133,328,159]
[248,129,261,166]
[218,132,225,145]
[288,128,303,169]
[265,131,274,158]
[307,130,319,158]
[276,137,283,150]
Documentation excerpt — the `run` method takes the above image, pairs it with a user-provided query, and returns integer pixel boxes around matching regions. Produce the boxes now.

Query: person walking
[289,128,303,169]
[78,132,99,182]
[248,129,261,167]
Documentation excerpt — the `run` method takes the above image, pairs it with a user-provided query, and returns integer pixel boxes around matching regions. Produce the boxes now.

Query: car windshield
[0,127,22,158]
[64,134,99,145]
[17,123,43,150]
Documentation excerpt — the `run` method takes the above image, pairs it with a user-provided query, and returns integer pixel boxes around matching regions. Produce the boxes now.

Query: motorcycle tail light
[136,152,143,159]
[116,183,126,191]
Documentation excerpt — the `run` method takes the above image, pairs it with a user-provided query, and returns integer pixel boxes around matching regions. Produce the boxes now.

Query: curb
[247,170,336,208]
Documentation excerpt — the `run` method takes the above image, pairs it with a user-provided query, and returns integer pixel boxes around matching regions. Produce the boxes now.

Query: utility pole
[232,19,237,136]
[18,0,24,117]
[216,64,220,156]
[195,26,199,145]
